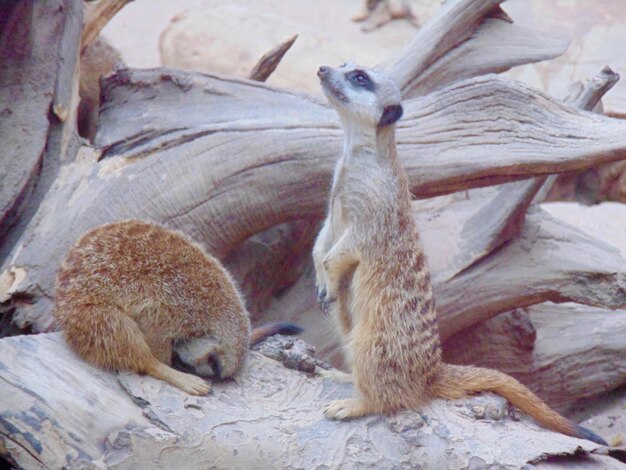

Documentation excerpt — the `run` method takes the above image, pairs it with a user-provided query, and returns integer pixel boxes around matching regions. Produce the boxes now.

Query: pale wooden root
[81,0,133,50]
[248,34,298,82]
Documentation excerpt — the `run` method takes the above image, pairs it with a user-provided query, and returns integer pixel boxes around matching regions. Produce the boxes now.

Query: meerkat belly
[348,259,441,405]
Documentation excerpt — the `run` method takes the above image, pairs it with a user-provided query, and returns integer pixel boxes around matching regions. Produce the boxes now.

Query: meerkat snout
[317,65,329,78]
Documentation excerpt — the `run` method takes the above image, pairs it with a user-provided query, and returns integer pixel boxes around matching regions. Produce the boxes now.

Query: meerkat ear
[378,104,403,127]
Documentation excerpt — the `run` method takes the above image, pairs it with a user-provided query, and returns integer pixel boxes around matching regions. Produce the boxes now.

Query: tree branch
[81,0,133,51]
[248,34,297,82]
[382,0,568,98]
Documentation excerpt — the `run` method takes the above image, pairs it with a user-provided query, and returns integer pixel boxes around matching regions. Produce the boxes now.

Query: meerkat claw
[316,286,327,301]
[316,287,337,315]
[316,288,333,315]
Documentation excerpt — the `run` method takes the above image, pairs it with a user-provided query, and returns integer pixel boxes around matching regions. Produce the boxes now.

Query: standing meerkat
[313,63,607,445]
[55,220,301,395]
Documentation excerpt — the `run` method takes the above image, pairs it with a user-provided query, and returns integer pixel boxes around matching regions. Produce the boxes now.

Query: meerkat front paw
[168,369,212,395]
[179,375,212,395]
[316,286,336,315]
[323,398,369,420]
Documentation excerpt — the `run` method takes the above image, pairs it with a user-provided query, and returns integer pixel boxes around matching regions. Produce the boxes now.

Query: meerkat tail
[250,322,304,345]
[431,364,607,446]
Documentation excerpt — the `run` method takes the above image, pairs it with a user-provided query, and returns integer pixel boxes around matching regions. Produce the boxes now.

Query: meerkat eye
[207,352,222,379]
[347,70,372,89]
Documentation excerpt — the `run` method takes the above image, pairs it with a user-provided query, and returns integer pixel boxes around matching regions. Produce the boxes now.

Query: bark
[0,332,616,470]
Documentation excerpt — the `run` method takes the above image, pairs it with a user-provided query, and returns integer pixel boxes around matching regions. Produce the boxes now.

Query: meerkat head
[173,336,243,379]
[317,62,403,130]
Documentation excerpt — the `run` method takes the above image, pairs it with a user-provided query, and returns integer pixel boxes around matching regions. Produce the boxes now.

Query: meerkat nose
[318,66,329,78]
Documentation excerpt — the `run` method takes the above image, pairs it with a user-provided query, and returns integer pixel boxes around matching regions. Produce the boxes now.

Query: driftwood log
[1,0,626,467]
[0,332,622,470]
[4,61,626,331]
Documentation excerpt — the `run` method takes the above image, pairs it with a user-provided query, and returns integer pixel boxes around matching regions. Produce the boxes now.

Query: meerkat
[312,63,607,445]
[54,220,302,395]
[352,0,419,31]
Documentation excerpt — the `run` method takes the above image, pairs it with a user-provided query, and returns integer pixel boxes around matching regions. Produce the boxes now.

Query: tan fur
[313,63,601,443]
[54,220,251,395]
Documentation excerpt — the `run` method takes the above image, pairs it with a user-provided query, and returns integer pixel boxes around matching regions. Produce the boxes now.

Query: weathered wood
[544,67,626,204]
[442,303,626,413]
[223,218,317,318]
[437,207,626,340]
[566,66,620,112]
[1,1,625,466]
[383,0,569,97]
[4,67,626,332]
[3,0,625,332]
[537,66,621,203]
[439,179,545,279]
[248,34,298,82]
[0,0,82,244]
[81,0,133,51]
[0,332,614,469]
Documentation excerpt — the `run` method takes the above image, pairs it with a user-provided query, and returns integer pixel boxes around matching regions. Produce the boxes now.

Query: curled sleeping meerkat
[54,220,302,395]
[312,63,607,445]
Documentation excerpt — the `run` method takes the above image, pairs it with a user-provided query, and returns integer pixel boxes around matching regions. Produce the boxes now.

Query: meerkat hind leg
[143,332,173,365]
[145,358,212,395]
[324,398,372,420]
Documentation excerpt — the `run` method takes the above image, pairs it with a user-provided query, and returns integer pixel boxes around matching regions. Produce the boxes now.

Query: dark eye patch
[208,352,222,380]
[346,70,376,92]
